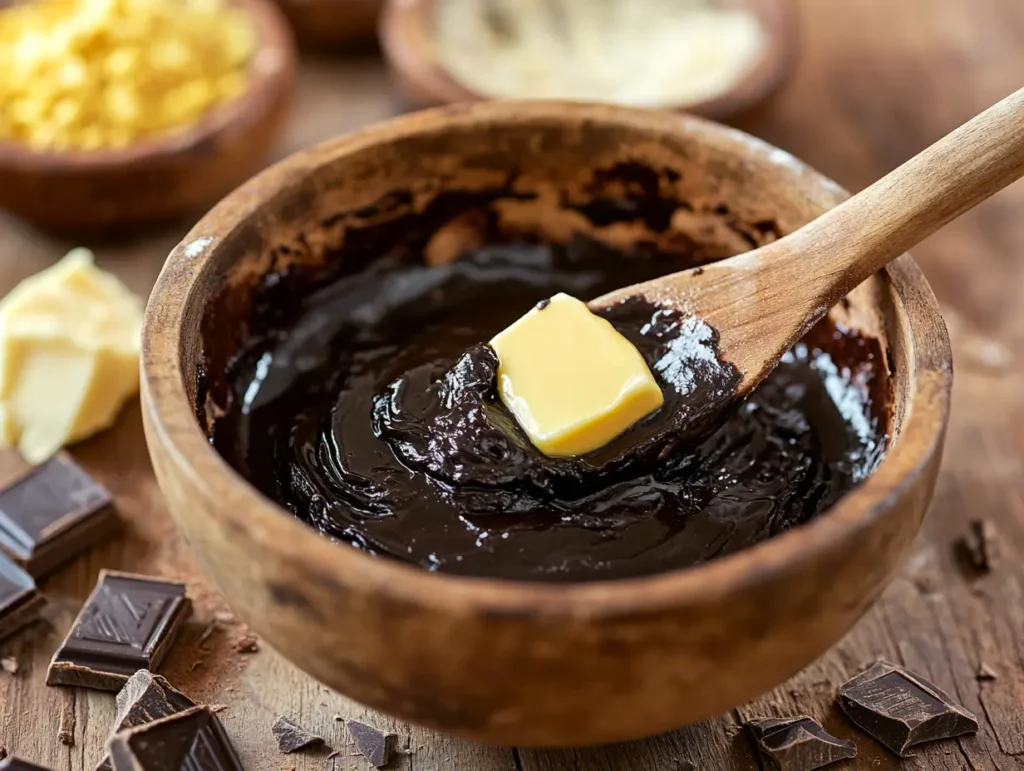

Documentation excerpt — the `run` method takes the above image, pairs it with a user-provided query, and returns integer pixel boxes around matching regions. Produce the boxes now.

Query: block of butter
[490,293,664,457]
[0,248,143,463]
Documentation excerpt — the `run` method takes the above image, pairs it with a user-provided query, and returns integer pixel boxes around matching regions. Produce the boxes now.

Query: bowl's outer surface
[379,0,799,123]
[0,0,297,232]
[276,0,381,49]
[141,101,952,747]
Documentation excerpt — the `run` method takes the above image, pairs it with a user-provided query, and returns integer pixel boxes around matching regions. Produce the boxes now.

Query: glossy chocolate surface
[211,225,888,582]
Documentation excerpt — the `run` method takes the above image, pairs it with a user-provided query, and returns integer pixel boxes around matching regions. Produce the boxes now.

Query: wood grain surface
[1,0,1022,768]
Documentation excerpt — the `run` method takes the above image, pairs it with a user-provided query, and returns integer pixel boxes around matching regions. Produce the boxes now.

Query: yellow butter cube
[490,293,664,457]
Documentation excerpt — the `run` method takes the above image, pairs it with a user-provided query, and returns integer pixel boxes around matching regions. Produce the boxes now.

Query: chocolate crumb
[1,656,17,674]
[976,662,998,681]
[535,298,551,310]
[272,715,324,754]
[692,267,704,276]
[234,634,259,654]
[58,702,75,746]
[210,703,228,713]
[347,719,396,768]
[961,519,998,573]
[333,714,344,722]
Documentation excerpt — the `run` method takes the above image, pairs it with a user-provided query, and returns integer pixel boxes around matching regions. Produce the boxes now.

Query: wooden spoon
[590,86,1024,444]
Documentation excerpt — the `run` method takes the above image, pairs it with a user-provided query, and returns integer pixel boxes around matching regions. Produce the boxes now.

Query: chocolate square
[0,454,118,577]
[47,570,190,691]
[838,659,978,756]
[107,706,242,771]
[0,553,45,641]
[95,670,196,771]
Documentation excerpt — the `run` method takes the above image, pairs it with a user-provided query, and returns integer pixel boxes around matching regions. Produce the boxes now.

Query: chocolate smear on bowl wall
[836,660,978,756]
[746,715,857,770]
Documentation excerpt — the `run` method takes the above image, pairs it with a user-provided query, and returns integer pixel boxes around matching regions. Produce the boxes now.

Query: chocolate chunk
[962,518,998,573]
[94,670,196,771]
[347,719,396,768]
[837,660,978,756]
[0,759,52,771]
[47,570,190,691]
[0,554,45,641]
[106,706,242,771]
[272,715,324,753]
[0,454,117,578]
[747,715,856,770]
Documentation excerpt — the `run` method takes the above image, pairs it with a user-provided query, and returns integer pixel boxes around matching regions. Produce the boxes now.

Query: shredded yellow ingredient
[0,0,257,151]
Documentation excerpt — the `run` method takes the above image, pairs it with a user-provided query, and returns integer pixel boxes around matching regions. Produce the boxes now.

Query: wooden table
[1,0,1022,768]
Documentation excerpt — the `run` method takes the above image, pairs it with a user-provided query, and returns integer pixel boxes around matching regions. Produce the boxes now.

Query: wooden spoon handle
[769,85,1024,309]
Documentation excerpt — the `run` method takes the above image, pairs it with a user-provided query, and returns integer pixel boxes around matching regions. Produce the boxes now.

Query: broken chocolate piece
[272,715,324,753]
[47,570,190,691]
[0,759,52,771]
[837,660,978,756]
[107,706,242,771]
[962,519,998,573]
[0,454,117,578]
[95,670,196,771]
[347,719,396,768]
[0,554,45,641]
[747,715,856,770]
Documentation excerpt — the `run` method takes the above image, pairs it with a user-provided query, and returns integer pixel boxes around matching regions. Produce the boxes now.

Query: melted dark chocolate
[212,237,887,582]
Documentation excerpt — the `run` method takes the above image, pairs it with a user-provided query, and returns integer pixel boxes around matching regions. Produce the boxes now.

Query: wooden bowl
[0,0,297,233]
[274,0,382,50]
[141,101,951,747]
[379,0,798,122]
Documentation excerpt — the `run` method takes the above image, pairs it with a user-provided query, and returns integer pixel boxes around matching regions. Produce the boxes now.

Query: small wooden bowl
[274,0,382,50]
[141,101,951,747]
[0,0,297,233]
[379,0,798,121]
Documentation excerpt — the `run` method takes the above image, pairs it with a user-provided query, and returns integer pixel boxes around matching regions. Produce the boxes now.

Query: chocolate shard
[107,706,242,771]
[94,670,196,771]
[0,759,53,771]
[0,453,118,578]
[47,570,191,691]
[837,660,978,757]
[747,715,857,770]
[272,714,325,753]
[347,719,396,768]
[0,554,45,642]
[962,518,998,573]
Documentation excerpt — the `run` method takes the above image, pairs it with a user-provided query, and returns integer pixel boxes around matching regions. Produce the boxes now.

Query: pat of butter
[490,293,664,457]
[0,248,143,463]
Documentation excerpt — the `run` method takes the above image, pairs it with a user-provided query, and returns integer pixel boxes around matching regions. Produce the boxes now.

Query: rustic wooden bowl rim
[378,0,799,120]
[0,0,292,171]
[142,100,952,620]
